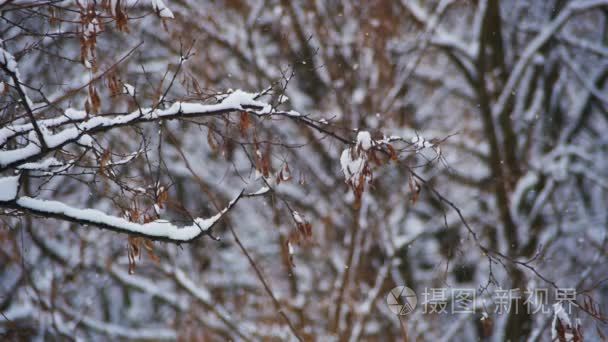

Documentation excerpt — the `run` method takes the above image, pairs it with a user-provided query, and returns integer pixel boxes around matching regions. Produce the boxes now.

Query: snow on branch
[0,90,274,171]
[0,183,270,243]
[551,303,583,341]
[340,131,375,207]
[0,108,87,147]
[1,46,49,150]
[494,0,608,117]
[60,304,177,340]
[151,0,175,19]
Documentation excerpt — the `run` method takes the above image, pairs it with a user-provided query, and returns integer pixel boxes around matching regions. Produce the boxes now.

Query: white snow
[123,83,135,96]
[0,175,20,201]
[292,211,304,224]
[174,268,211,301]
[1,47,34,108]
[411,135,433,149]
[0,89,273,169]
[551,303,573,341]
[152,0,175,18]
[356,131,372,151]
[14,196,226,241]
[64,108,88,120]
[18,157,63,170]
[78,134,94,146]
[510,171,539,219]
[62,304,177,340]
[0,108,88,147]
[352,88,366,104]
[0,47,18,72]
[249,186,270,196]
[0,136,41,168]
[494,0,608,118]
[340,148,365,184]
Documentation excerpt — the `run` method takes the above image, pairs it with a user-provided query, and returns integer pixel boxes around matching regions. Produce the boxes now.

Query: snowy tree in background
[1,0,608,341]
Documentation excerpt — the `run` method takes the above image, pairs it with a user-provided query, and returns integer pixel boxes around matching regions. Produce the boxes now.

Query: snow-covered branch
[0,177,269,242]
[494,0,608,117]
[0,90,284,172]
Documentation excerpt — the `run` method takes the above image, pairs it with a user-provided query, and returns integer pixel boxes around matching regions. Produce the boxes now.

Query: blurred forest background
[1,0,608,341]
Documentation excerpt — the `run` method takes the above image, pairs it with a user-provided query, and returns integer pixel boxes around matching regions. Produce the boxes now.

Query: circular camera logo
[387,286,417,315]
